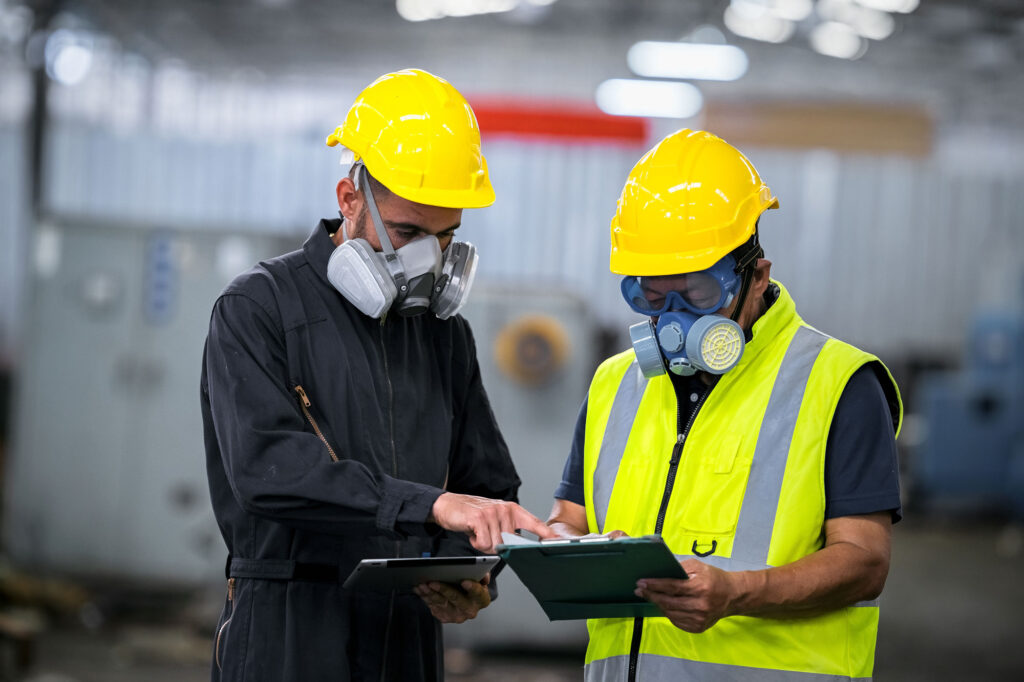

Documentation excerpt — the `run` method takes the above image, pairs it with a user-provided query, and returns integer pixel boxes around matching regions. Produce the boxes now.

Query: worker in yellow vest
[548,129,903,681]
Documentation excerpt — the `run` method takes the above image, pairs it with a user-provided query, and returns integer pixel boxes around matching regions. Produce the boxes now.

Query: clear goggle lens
[621,256,740,316]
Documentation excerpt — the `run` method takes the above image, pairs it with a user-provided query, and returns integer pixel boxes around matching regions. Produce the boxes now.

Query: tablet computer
[342,555,500,591]
[498,535,687,620]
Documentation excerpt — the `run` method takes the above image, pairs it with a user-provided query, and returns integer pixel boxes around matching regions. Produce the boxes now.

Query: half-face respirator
[622,255,746,378]
[327,164,478,319]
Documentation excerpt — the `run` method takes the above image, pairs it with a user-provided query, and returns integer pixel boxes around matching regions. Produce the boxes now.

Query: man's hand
[635,559,737,633]
[430,493,556,553]
[414,574,492,624]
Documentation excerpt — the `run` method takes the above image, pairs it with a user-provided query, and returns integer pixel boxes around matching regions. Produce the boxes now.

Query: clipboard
[342,555,499,591]
[497,535,687,620]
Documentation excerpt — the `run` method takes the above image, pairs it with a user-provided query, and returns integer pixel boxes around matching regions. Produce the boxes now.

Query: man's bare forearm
[728,525,890,618]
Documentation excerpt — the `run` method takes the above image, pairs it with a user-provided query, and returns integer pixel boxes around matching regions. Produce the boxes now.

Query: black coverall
[201,219,521,681]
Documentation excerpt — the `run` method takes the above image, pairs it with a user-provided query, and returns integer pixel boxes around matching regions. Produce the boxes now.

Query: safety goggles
[621,255,742,316]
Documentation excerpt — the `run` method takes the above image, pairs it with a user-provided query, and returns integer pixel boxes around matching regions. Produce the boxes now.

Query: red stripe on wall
[469,99,648,144]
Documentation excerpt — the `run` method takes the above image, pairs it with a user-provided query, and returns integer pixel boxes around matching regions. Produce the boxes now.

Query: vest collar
[736,280,801,369]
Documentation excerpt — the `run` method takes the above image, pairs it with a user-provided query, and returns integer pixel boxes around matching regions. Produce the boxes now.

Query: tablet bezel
[342,555,500,591]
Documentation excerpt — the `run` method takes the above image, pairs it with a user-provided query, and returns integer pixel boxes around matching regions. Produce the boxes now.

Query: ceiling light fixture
[724,2,796,44]
[817,0,895,41]
[627,41,749,81]
[768,0,814,22]
[595,79,704,119]
[852,0,919,13]
[396,0,551,22]
[809,21,867,59]
[44,29,93,85]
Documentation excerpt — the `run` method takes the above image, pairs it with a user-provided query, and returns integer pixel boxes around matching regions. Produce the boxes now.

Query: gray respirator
[327,164,478,319]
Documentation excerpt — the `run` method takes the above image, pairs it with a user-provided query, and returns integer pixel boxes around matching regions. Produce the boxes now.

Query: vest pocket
[675,432,753,535]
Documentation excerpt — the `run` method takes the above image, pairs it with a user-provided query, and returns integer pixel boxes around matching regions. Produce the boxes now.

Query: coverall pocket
[676,432,753,535]
[293,384,340,462]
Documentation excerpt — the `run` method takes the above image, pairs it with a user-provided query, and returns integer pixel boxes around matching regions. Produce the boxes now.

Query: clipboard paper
[497,535,688,621]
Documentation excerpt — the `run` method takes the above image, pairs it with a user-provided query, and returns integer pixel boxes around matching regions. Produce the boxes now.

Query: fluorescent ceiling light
[852,9,895,40]
[729,0,812,22]
[818,0,895,40]
[770,0,814,22]
[853,0,919,13]
[628,42,749,82]
[810,21,867,59]
[45,29,93,85]
[595,79,704,119]
[724,4,796,43]
[396,0,519,22]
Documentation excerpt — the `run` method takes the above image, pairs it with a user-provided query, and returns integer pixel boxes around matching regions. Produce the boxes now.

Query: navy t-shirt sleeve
[824,364,902,523]
[553,397,587,506]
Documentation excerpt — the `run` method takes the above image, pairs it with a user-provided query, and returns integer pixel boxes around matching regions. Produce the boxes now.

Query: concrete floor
[16,515,1024,681]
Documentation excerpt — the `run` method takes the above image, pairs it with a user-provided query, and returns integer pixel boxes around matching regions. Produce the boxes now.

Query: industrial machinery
[912,309,1024,519]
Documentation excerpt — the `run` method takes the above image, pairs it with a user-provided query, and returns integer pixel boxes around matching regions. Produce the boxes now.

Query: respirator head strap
[357,163,408,296]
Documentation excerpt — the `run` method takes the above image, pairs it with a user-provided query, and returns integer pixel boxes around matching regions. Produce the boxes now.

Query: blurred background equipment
[910,297,1024,520]
[0,0,1022,679]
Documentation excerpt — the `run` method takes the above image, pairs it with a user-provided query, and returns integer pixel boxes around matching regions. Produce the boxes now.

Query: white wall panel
[0,127,27,358]
[38,117,1024,362]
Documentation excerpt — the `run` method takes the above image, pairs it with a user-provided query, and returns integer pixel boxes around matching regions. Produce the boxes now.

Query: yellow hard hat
[326,68,495,209]
[610,128,779,275]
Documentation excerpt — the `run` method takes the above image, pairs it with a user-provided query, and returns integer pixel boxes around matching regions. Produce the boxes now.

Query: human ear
[336,177,361,222]
[750,259,773,297]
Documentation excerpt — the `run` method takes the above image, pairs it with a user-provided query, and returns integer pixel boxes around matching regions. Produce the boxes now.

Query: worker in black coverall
[201,69,554,681]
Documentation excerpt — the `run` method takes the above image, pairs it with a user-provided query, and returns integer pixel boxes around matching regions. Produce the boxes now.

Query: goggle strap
[733,231,763,273]
[730,265,755,325]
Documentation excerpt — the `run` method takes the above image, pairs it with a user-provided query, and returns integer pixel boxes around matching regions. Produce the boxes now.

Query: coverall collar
[303,218,342,286]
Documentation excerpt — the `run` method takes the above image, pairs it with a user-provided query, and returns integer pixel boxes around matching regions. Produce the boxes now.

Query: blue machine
[914,311,1024,518]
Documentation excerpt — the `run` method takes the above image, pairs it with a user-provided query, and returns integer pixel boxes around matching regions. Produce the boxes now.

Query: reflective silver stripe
[587,654,871,681]
[593,362,648,532]
[731,327,828,567]
[585,655,629,682]
[673,553,765,572]
[636,654,871,681]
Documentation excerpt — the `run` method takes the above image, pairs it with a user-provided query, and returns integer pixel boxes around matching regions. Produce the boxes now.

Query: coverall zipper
[215,577,236,671]
[293,385,339,462]
[378,315,399,681]
[627,385,710,682]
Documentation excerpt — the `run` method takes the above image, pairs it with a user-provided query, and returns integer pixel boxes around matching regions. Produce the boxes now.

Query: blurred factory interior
[0,0,1022,679]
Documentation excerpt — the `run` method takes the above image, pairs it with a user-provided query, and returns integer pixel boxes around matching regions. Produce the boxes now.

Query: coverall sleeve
[204,292,442,539]
[442,319,521,503]
[432,319,522,567]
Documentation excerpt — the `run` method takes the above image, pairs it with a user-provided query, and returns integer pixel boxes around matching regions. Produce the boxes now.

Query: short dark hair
[347,164,392,201]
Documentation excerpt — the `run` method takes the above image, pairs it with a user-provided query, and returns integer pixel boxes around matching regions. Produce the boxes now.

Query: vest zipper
[293,385,339,462]
[628,385,710,682]
[214,577,236,671]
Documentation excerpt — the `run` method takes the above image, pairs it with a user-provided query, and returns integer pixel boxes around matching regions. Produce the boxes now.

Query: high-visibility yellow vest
[583,282,901,681]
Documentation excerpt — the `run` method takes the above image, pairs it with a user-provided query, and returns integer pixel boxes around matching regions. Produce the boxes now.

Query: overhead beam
[702,100,933,156]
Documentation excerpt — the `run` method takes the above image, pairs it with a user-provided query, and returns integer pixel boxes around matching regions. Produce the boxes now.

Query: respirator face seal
[327,163,479,320]
[623,255,746,378]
